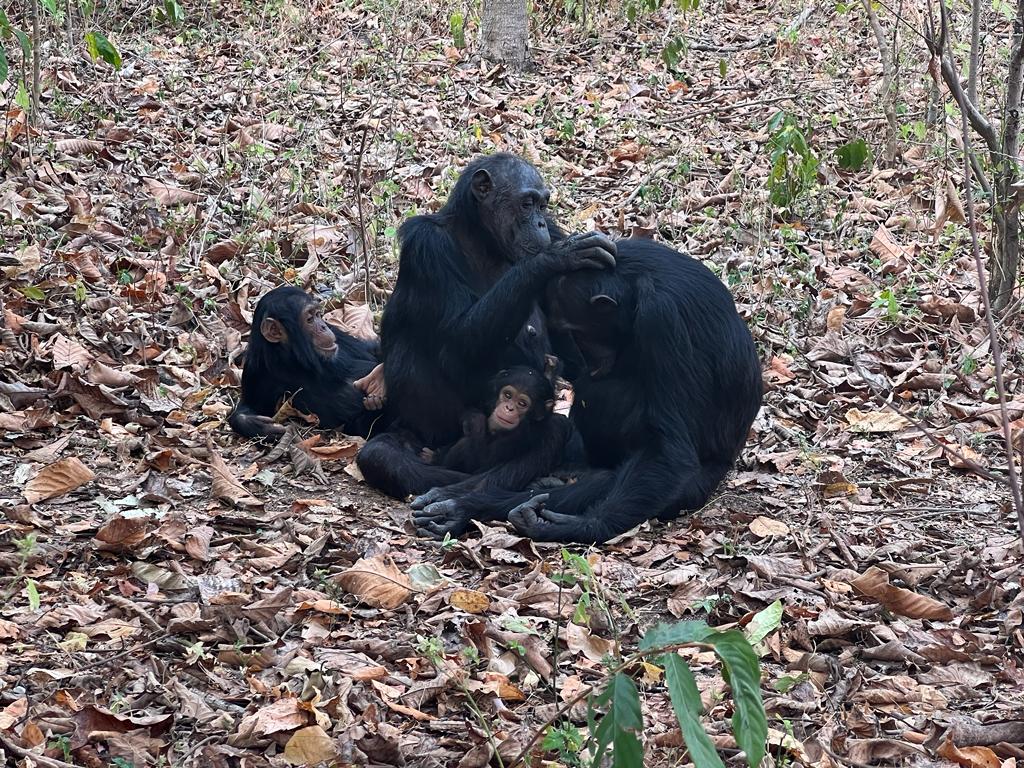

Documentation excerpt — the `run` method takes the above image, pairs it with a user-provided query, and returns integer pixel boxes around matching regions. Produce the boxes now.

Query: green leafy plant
[85,31,122,69]
[766,111,820,211]
[449,12,465,48]
[835,137,871,171]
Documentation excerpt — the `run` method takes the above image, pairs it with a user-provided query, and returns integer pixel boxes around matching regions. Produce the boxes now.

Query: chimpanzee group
[229,153,762,544]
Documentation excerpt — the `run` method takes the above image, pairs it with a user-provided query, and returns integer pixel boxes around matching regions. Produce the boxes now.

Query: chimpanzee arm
[398,219,615,370]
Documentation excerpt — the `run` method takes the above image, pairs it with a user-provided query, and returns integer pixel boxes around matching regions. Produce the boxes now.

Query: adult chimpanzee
[424,366,569,474]
[356,153,616,498]
[228,286,386,438]
[412,238,763,543]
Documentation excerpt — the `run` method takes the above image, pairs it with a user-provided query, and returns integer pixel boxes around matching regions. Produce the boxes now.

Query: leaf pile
[0,0,1020,766]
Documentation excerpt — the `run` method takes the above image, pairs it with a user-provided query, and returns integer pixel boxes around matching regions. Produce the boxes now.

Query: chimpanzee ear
[590,294,618,312]
[542,399,555,416]
[471,169,493,200]
[260,317,287,343]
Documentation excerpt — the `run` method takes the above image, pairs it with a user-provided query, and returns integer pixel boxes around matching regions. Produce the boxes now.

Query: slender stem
[957,58,1024,535]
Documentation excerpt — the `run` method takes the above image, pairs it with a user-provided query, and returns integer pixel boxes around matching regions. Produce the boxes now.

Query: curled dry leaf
[94,516,150,551]
[55,138,104,156]
[845,408,909,433]
[143,178,203,206]
[24,457,95,503]
[449,588,491,614]
[52,334,94,371]
[324,303,378,343]
[283,726,338,766]
[849,566,953,621]
[333,555,412,609]
[749,516,790,538]
[207,443,263,507]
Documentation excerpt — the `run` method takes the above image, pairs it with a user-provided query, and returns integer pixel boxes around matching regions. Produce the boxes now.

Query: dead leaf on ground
[849,566,953,621]
[207,442,263,507]
[846,408,909,433]
[333,555,412,609]
[24,457,95,503]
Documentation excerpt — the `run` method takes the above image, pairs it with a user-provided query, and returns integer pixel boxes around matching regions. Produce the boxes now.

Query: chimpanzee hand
[509,494,595,543]
[234,412,287,437]
[543,232,617,272]
[353,363,387,411]
[413,498,473,539]
[410,486,455,509]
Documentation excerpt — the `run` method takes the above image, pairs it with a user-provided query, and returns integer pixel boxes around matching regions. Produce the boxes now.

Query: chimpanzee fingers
[363,395,384,411]
[571,251,617,270]
[247,416,286,436]
[507,493,550,532]
[569,233,617,266]
[411,487,448,510]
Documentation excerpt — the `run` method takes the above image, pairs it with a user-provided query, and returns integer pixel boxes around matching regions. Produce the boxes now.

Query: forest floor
[0,0,1021,766]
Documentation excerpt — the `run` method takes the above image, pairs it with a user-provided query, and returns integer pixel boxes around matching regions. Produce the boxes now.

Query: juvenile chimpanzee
[425,367,567,474]
[228,286,386,438]
[413,238,763,543]
[356,153,616,498]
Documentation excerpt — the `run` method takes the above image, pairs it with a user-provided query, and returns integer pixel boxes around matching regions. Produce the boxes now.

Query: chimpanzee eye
[521,197,534,210]
[518,399,529,409]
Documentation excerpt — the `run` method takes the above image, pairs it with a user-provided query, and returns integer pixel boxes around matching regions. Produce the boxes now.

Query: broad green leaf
[0,7,10,34]
[85,31,121,69]
[663,654,725,768]
[14,79,29,110]
[836,138,871,171]
[708,631,767,768]
[14,28,30,58]
[592,673,644,767]
[744,600,783,645]
[19,285,45,301]
[40,0,58,16]
[0,48,7,83]
[639,620,712,653]
[27,578,40,610]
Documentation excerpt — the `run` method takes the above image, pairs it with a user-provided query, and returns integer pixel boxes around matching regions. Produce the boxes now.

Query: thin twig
[955,58,1024,535]
[354,124,372,305]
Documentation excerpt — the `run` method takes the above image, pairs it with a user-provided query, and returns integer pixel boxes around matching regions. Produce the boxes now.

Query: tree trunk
[480,0,529,70]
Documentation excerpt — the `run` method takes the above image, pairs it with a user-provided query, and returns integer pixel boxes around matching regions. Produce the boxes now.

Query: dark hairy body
[356,153,616,499]
[228,286,385,439]
[412,238,763,543]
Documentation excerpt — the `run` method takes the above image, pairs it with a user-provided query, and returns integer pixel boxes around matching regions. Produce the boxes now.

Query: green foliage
[26,578,40,610]
[157,0,186,26]
[766,111,819,210]
[664,654,724,768]
[591,673,644,766]
[836,137,871,171]
[85,31,122,69]
[449,12,465,48]
[543,721,586,766]
[636,621,768,768]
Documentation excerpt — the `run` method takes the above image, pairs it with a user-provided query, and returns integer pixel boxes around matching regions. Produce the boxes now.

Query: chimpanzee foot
[413,499,472,539]
[411,487,453,510]
[509,494,593,542]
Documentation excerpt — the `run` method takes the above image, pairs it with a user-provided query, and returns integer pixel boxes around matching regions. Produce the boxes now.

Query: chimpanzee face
[260,298,337,360]
[301,302,339,359]
[488,383,534,432]
[471,160,552,261]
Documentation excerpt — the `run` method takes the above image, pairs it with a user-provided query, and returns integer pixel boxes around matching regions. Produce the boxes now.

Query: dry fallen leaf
[207,442,263,507]
[450,588,491,614]
[143,177,203,206]
[749,516,790,537]
[850,566,954,621]
[24,457,95,503]
[333,555,412,609]
[283,726,338,765]
[846,408,909,433]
